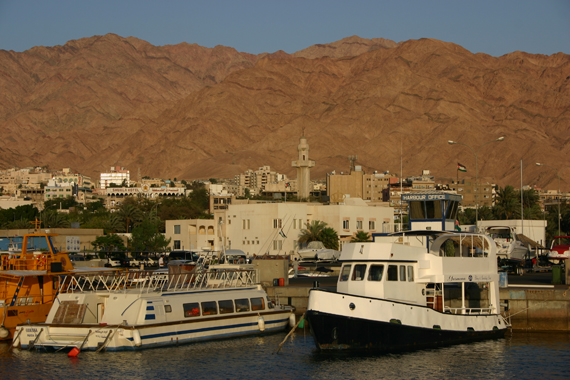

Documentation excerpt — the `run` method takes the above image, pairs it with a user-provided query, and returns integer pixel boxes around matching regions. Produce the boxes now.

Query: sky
[0,0,568,57]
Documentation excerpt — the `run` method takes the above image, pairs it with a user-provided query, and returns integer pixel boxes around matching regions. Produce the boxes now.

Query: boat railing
[58,268,259,294]
[443,306,495,315]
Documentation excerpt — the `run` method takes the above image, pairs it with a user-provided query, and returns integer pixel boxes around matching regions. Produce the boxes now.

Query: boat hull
[307,310,506,352]
[16,310,293,351]
[306,290,507,352]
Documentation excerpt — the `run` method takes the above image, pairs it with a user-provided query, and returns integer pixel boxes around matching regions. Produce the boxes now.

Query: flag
[457,163,467,172]
[279,229,287,238]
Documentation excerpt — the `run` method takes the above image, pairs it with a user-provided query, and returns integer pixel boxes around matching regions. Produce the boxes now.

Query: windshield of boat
[306,241,325,250]
[551,236,570,248]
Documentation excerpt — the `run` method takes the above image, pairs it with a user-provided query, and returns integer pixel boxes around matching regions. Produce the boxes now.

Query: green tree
[91,234,126,258]
[493,186,521,220]
[129,218,171,253]
[351,231,371,242]
[298,220,339,250]
[42,210,70,228]
[117,203,144,233]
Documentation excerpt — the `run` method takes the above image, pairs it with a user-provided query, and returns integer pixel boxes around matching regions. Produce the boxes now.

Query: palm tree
[493,186,521,220]
[117,204,144,233]
[298,220,327,245]
[351,231,371,242]
[320,227,339,250]
[298,220,339,250]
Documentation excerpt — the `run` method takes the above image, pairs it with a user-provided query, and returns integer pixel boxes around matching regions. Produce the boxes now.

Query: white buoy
[132,329,142,346]
[257,316,265,332]
[0,326,9,339]
[289,314,296,328]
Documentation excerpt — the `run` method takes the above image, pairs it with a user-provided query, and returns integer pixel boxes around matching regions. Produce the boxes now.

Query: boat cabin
[337,232,499,315]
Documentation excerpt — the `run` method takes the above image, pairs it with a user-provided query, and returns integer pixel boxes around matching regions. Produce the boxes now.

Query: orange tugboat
[0,228,113,341]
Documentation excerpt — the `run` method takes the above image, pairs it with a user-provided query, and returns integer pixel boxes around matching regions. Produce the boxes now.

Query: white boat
[297,241,340,262]
[484,226,529,264]
[547,236,570,264]
[306,192,509,352]
[13,266,295,351]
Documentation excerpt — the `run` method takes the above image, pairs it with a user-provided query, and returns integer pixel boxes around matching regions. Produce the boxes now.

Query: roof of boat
[0,267,118,277]
[381,230,449,237]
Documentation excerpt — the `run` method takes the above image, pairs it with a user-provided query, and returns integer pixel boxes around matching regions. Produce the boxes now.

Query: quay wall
[265,285,570,331]
[500,287,570,331]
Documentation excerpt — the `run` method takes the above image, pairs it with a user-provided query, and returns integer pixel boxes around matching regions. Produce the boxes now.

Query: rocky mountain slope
[0,34,569,190]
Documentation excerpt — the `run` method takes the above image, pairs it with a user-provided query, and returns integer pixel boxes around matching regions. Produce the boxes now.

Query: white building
[100,167,130,189]
[214,200,394,257]
[165,219,219,252]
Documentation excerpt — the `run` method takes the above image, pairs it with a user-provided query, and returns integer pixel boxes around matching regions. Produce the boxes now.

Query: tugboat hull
[307,310,506,352]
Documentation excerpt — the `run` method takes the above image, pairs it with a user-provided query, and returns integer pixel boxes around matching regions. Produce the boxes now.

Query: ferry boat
[13,264,295,351]
[306,192,509,352]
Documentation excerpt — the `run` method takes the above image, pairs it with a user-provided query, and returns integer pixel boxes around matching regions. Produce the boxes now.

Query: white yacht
[306,192,509,352]
[297,241,340,262]
[13,265,295,351]
[484,226,529,265]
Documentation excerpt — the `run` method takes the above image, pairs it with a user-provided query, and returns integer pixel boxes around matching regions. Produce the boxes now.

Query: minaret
[291,134,315,200]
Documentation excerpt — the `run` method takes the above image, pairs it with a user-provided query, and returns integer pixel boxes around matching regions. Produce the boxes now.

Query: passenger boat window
[218,300,234,314]
[235,298,250,312]
[251,297,265,311]
[351,264,367,281]
[387,265,398,281]
[183,302,201,318]
[164,305,172,313]
[201,301,218,316]
[407,266,414,282]
[399,265,406,281]
[340,265,352,282]
[367,265,384,281]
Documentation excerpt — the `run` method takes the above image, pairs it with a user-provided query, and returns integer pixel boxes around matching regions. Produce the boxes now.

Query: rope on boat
[272,313,305,355]
[96,324,122,353]
[28,328,44,351]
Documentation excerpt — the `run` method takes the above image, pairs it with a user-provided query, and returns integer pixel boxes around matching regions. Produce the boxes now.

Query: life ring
[38,256,47,268]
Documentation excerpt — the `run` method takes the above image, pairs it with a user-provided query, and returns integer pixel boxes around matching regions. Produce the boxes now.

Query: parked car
[69,255,86,263]
[105,257,121,267]
[120,257,133,267]
[168,250,200,262]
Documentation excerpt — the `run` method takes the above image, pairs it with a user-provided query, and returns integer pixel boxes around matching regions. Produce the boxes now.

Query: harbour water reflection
[1,330,569,379]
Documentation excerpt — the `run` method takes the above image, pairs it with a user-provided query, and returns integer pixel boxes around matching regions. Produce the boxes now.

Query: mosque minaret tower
[291,133,315,200]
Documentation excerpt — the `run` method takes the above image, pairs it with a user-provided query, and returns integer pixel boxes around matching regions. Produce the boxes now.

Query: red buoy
[68,347,80,357]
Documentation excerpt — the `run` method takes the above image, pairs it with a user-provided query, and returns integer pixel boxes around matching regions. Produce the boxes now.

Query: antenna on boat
[29,218,42,232]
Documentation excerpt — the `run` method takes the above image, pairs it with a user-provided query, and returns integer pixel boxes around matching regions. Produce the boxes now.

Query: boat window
[367,265,384,281]
[219,300,234,314]
[407,266,414,282]
[351,264,367,281]
[201,301,218,316]
[399,265,406,281]
[340,265,352,282]
[387,265,398,281]
[251,297,265,311]
[266,296,274,309]
[183,302,201,318]
[164,305,172,313]
[235,298,250,312]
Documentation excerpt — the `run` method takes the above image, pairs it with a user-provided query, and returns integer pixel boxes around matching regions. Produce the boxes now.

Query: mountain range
[1,34,569,190]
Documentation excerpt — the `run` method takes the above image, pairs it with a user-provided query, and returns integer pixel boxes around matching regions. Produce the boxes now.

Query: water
[1,330,569,379]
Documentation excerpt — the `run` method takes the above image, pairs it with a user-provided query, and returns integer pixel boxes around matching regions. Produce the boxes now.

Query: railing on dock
[59,268,259,294]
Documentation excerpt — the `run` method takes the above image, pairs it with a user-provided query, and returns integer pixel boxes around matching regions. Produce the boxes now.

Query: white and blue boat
[13,264,295,351]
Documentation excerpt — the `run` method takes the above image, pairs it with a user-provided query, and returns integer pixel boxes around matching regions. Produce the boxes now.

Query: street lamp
[448,136,505,229]
[536,162,562,236]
